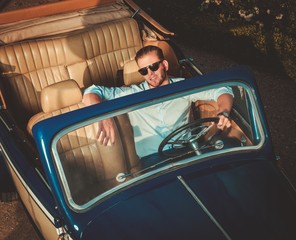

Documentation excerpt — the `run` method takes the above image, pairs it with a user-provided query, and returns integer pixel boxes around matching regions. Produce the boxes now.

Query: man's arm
[216,93,233,130]
[82,93,116,146]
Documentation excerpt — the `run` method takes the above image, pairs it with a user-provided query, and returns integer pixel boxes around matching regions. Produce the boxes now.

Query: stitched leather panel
[73,18,143,87]
[57,115,128,203]
[27,102,140,205]
[0,18,143,126]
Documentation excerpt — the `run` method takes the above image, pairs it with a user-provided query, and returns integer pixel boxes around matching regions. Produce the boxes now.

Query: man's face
[137,51,169,88]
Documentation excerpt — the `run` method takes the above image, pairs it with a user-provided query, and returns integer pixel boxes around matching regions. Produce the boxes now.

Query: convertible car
[0,0,296,239]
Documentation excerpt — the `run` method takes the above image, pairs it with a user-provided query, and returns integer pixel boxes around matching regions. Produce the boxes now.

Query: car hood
[81,160,296,240]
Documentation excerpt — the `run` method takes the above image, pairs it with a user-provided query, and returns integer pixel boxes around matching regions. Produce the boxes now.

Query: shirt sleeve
[169,78,234,102]
[190,86,234,102]
[83,84,146,101]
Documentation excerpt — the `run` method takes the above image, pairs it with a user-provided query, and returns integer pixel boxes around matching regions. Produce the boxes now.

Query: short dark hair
[135,45,164,63]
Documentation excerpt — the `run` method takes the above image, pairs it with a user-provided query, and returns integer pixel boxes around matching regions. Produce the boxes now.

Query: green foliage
[134,0,296,80]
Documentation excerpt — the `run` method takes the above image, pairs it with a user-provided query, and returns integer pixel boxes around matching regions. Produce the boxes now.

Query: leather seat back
[27,80,140,204]
[0,18,143,128]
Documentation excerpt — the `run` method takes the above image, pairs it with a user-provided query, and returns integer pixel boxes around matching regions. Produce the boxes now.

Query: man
[83,45,233,158]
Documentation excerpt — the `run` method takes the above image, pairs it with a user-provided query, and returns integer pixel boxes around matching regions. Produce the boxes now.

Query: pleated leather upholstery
[26,80,140,204]
[0,18,143,127]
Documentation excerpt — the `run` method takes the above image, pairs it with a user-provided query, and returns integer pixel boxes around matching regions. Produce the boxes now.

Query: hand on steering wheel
[158,117,221,157]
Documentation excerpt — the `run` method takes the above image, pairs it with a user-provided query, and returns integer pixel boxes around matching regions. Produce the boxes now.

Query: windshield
[51,82,264,210]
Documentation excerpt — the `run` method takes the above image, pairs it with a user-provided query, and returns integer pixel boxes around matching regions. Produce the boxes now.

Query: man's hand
[217,114,231,130]
[96,118,116,146]
[82,93,116,146]
[217,93,233,130]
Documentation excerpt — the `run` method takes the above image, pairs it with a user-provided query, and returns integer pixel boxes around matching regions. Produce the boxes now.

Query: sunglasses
[138,60,163,76]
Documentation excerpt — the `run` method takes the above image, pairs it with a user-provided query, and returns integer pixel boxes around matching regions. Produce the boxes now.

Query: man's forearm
[217,93,233,114]
[82,93,116,145]
[82,93,102,106]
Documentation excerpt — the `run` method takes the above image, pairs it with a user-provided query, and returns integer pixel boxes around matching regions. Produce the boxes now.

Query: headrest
[123,59,145,86]
[41,80,82,113]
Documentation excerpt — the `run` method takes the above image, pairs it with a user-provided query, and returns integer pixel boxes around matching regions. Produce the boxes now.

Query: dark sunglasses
[138,60,163,76]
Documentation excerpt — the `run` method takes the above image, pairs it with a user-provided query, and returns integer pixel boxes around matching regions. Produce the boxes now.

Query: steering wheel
[158,117,221,157]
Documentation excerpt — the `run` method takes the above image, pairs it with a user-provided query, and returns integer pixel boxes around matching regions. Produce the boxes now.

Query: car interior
[0,2,255,205]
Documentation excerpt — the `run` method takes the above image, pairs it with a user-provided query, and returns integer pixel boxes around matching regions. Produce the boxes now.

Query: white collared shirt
[84,78,233,158]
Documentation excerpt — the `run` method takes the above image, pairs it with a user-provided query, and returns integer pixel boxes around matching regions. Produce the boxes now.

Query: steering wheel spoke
[158,117,220,157]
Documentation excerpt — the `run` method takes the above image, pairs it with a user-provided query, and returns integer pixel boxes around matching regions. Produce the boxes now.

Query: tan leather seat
[123,59,145,86]
[27,80,141,204]
[0,18,143,128]
[27,80,84,134]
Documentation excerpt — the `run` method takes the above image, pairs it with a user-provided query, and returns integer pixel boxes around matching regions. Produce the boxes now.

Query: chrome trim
[177,175,232,240]
[0,115,12,131]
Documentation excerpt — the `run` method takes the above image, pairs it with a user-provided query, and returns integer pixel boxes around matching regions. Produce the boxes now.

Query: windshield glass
[52,83,264,209]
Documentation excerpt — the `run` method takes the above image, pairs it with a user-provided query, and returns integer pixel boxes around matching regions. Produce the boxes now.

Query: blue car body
[30,66,296,239]
[0,1,295,239]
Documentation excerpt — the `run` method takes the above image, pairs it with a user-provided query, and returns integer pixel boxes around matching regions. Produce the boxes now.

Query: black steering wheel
[158,117,221,157]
